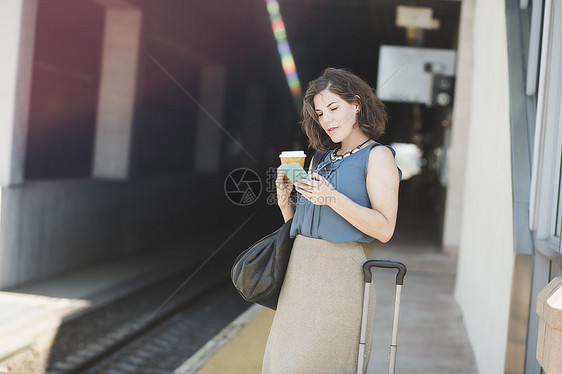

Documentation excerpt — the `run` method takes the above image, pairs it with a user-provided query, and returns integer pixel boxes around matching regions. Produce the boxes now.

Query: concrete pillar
[0,0,38,186]
[442,0,474,256]
[194,65,227,174]
[243,85,266,161]
[92,0,142,179]
[0,0,37,288]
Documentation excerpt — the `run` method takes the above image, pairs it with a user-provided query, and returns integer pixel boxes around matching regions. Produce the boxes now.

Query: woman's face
[313,89,358,144]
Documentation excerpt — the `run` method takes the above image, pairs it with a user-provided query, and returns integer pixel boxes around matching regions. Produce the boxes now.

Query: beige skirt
[262,235,376,374]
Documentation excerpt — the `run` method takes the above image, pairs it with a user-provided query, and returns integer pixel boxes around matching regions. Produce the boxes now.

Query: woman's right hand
[276,165,294,208]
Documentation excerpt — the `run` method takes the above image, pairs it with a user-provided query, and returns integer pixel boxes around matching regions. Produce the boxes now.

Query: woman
[262,68,401,374]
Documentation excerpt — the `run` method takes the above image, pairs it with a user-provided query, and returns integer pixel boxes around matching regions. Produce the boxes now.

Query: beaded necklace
[330,139,371,162]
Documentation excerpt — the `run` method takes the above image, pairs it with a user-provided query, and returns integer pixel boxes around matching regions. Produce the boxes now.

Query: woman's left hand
[294,173,338,206]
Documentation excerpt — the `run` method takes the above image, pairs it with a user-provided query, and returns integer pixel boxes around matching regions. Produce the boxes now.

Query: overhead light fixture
[396,6,440,30]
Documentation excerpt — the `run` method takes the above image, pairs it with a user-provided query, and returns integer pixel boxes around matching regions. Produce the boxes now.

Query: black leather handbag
[231,151,327,310]
[231,218,294,310]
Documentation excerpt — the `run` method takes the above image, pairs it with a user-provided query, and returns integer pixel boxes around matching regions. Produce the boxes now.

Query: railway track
[0,263,250,374]
[43,276,249,374]
[1,208,273,374]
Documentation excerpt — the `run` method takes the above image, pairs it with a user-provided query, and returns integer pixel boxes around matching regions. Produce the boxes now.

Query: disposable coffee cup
[279,151,306,167]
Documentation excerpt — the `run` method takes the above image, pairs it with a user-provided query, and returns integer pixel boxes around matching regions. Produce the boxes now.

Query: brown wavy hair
[301,68,388,151]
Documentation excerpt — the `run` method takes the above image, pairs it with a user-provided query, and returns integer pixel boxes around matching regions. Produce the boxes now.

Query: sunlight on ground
[0,292,89,360]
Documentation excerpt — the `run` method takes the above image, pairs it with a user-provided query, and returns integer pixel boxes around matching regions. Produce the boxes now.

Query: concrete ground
[366,241,478,373]
[364,175,478,373]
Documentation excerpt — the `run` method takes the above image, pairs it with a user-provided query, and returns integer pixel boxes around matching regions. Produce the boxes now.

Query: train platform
[0,237,479,374]
[0,241,232,372]
[0,199,258,372]
[0,186,480,373]
[176,237,479,374]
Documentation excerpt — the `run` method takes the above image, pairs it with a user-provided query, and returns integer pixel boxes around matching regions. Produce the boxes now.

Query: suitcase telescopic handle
[359,260,407,374]
[363,260,407,285]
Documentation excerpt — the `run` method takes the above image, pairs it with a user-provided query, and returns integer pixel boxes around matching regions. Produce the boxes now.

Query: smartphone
[281,162,311,183]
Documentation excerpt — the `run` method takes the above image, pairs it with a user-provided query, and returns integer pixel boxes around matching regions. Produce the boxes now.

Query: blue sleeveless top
[289,142,401,244]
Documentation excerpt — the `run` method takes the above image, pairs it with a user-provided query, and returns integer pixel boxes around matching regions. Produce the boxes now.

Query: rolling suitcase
[357,260,407,374]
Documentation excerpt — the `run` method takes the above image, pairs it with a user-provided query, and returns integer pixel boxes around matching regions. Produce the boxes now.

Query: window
[530,0,562,257]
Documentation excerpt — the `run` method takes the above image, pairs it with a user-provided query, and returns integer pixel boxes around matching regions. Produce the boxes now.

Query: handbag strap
[311,150,329,171]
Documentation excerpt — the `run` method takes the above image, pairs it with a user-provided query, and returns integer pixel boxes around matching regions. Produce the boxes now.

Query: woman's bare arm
[327,146,399,242]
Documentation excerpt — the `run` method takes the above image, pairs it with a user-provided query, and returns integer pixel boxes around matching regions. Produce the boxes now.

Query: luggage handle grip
[363,260,407,285]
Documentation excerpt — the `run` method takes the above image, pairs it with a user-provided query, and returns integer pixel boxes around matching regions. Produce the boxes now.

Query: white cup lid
[279,150,306,157]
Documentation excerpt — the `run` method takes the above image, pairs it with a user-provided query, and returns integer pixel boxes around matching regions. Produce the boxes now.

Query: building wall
[454,0,515,373]
[0,175,219,289]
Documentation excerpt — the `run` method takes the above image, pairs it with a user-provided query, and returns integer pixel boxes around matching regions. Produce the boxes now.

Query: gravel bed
[84,282,250,373]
